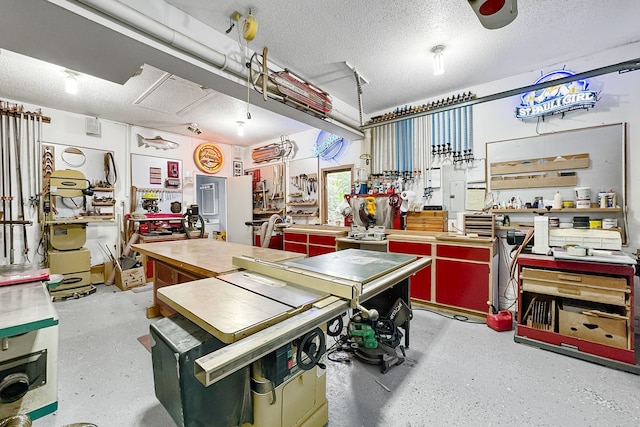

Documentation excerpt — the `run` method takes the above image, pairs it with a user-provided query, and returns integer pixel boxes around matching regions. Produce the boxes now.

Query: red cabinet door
[284,242,307,254]
[388,241,432,300]
[309,234,336,246]
[410,265,432,301]
[308,244,335,257]
[435,259,489,312]
[388,241,431,256]
[283,232,307,243]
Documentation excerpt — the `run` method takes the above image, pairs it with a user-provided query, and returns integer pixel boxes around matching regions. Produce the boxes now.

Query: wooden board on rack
[490,173,577,190]
[490,153,589,175]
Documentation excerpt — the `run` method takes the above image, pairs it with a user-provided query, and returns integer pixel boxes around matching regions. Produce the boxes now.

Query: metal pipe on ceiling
[361,57,640,130]
[73,0,363,137]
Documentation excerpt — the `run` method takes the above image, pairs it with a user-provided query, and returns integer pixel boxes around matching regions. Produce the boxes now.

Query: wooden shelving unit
[491,207,621,214]
[463,213,495,238]
[289,201,317,206]
[515,254,638,373]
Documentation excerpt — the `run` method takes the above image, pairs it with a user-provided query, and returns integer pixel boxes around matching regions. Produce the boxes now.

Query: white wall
[0,99,236,267]
[369,42,640,252]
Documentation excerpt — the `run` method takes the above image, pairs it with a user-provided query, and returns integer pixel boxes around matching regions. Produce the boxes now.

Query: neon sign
[313,131,345,160]
[515,69,598,119]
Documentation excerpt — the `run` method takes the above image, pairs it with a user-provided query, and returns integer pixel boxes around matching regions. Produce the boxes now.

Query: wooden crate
[405,211,448,232]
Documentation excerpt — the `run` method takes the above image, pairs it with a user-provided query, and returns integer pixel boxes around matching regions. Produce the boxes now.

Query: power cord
[412,307,486,324]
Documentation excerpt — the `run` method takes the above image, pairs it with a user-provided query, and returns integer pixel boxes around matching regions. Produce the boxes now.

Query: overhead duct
[74,0,363,136]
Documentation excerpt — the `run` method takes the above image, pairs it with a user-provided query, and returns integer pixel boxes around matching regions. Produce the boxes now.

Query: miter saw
[340,298,413,374]
[358,196,377,229]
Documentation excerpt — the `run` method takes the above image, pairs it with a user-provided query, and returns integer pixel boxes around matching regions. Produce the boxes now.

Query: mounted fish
[249,47,333,118]
[137,134,179,150]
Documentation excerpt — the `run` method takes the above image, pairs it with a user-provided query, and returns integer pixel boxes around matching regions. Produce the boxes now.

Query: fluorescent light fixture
[187,123,202,135]
[237,121,245,136]
[65,72,78,94]
[431,45,445,76]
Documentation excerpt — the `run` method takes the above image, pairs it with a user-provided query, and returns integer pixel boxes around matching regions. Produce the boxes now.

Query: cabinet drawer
[284,242,307,254]
[309,245,334,257]
[388,241,431,256]
[284,232,307,243]
[521,268,627,290]
[521,269,627,306]
[558,309,628,349]
[308,234,336,246]
[436,245,489,262]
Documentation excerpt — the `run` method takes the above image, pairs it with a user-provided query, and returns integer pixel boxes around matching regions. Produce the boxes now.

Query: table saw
[152,249,430,427]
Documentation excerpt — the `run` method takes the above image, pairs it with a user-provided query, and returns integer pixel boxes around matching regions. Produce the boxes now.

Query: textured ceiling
[1,0,639,146]
[166,0,640,113]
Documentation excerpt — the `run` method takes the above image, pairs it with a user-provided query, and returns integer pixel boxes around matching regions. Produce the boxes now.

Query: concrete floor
[29,283,640,427]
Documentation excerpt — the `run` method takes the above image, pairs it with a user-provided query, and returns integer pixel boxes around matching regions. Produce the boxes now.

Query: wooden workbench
[132,239,304,318]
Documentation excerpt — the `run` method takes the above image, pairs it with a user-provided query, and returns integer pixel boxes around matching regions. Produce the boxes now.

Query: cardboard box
[559,308,628,349]
[116,266,146,291]
[104,260,146,290]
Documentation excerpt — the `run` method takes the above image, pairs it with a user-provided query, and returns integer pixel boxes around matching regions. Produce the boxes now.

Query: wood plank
[490,174,578,190]
[157,278,293,344]
[132,239,303,277]
[490,153,589,175]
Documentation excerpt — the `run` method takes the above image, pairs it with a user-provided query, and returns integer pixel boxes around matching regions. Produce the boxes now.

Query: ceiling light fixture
[431,45,445,76]
[187,123,202,135]
[237,121,245,137]
[65,72,78,95]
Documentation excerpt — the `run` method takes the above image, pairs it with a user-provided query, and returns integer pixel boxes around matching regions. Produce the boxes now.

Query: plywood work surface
[157,277,292,343]
[132,239,303,277]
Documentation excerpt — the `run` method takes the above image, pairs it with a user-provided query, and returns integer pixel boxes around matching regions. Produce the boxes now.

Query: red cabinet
[388,240,432,301]
[435,258,490,312]
[515,254,637,371]
[254,233,283,250]
[283,228,346,257]
[387,235,498,317]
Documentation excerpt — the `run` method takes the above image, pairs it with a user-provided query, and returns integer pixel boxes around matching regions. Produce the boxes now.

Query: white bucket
[602,218,617,229]
[574,187,590,199]
[575,198,591,209]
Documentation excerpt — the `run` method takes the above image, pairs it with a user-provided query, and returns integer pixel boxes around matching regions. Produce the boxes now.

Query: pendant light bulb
[237,121,245,137]
[65,72,78,95]
[432,45,445,76]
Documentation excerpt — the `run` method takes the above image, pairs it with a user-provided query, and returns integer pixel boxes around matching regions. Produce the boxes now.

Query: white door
[226,175,252,245]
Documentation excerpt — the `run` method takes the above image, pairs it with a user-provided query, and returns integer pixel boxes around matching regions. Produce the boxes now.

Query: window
[322,166,352,225]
